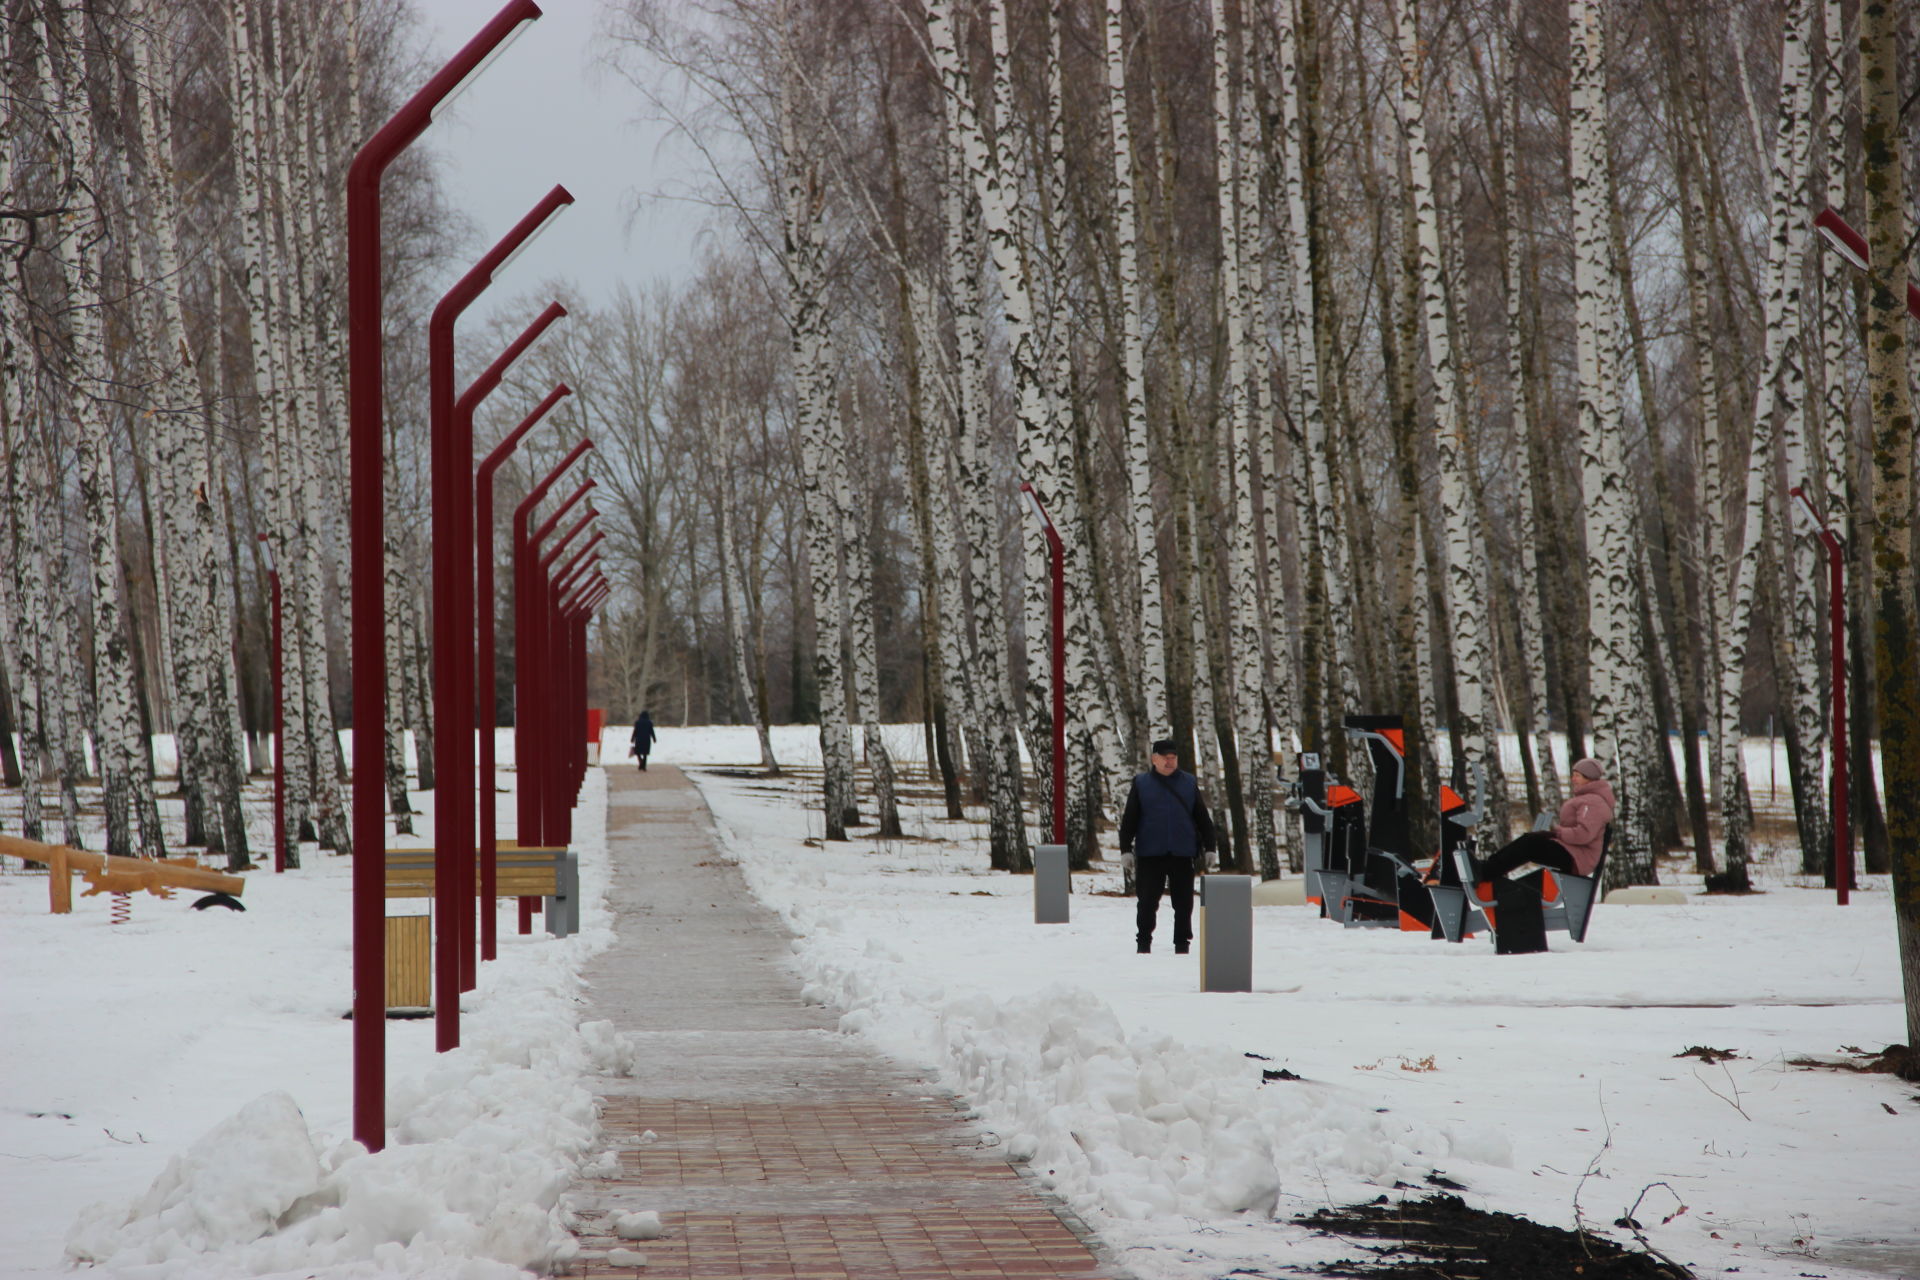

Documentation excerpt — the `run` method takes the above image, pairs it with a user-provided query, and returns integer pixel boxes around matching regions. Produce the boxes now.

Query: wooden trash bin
[385,914,432,1012]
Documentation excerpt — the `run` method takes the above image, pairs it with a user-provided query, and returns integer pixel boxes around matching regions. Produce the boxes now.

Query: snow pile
[926,986,1507,1221]
[64,1092,326,1262]
[810,952,1505,1226]
[65,1024,598,1277]
[59,768,624,1279]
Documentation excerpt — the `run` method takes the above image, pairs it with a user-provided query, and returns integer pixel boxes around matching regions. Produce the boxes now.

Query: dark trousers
[1480,831,1579,881]
[1136,854,1196,948]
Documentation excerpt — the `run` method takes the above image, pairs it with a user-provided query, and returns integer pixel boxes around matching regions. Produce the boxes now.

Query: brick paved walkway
[559,766,1114,1280]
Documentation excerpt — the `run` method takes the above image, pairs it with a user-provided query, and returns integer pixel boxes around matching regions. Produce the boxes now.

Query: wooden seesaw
[0,834,247,915]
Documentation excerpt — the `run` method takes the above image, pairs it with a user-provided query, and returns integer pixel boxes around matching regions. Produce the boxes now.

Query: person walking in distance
[1118,739,1218,954]
[630,710,658,771]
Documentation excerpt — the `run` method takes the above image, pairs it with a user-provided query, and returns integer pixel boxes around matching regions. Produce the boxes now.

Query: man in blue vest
[1118,739,1218,954]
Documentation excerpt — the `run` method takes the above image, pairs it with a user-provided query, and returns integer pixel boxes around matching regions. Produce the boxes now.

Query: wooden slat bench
[383,847,565,899]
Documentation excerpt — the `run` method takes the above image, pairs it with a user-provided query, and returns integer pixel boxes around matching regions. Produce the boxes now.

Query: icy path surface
[560,764,1115,1277]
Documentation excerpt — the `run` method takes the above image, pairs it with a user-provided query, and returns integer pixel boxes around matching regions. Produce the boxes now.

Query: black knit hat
[1151,738,1178,756]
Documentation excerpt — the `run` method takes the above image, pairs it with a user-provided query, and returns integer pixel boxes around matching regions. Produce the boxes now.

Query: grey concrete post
[545,849,580,937]
[1196,874,1252,992]
[1033,844,1069,923]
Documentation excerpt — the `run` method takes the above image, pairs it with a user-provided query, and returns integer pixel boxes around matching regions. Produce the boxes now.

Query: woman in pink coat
[1479,757,1616,880]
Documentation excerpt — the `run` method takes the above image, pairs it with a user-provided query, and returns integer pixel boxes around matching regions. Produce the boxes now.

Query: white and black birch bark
[1104,0,1165,741]
[131,0,254,863]
[1274,0,1350,738]
[1498,0,1561,808]
[927,0,1031,870]
[41,2,164,858]
[0,27,46,841]
[778,47,857,838]
[1716,0,1813,881]
[1210,0,1278,878]
[834,379,901,839]
[1392,0,1501,821]
[1570,0,1655,884]
[1815,0,1851,537]
[715,410,777,773]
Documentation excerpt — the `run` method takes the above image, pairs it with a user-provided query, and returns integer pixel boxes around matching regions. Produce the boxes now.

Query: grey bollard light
[1196,874,1253,992]
[1034,844,1070,924]
[545,850,581,937]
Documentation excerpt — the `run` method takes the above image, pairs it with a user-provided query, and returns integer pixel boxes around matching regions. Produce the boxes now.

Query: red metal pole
[1018,483,1067,846]
[346,0,542,1152]
[476,383,570,963]
[457,310,566,991]
[1828,531,1851,904]
[1049,531,1065,846]
[431,191,571,1052]
[537,514,597,845]
[512,455,593,849]
[262,535,284,875]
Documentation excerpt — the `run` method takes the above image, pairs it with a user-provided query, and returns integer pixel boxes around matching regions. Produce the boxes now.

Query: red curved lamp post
[346,0,542,1153]
[258,534,284,874]
[537,512,598,845]
[449,304,567,994]
[1792,486,1852,904]
[1814,208,1920,320]
[1018,482,1067,846]
[476,383,571,961]
[513,463,594,851]
[1807,205,1920,904]
[430,190,572,1053]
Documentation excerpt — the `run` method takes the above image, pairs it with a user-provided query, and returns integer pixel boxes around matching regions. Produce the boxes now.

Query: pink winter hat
[1571,757,1605,780]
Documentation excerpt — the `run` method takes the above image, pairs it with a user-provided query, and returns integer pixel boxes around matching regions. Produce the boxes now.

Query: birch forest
[2,0,1917,999]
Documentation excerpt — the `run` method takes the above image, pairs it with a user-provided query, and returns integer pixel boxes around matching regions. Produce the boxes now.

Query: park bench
[381,844,575,1012]
[382,845,567,900]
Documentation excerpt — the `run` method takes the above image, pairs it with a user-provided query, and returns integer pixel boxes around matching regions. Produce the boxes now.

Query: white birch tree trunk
[1275,0,1351,741]
[1105,0,1165,742]
[1715,0,1813,883]
[1392,0,1501,825]
[778,46,857,838]
[1570,0,1655,884]
[228,0,310,858]
[0,33,47,842]
[834,379,901,839]
[716,417,777,773]
[1210,0,1278,878]
[131,0,253,864]
[41,2,165,859]
[1816,0,1851,538]
[1499,0,1562,809]
[927,0,1032,870]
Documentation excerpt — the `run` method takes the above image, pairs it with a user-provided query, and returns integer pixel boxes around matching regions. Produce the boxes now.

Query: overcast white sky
[406,0,713,323]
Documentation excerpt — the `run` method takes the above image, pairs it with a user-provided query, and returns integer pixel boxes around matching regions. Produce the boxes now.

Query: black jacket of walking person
[631,712,658,769]
[1117,739,1217,953]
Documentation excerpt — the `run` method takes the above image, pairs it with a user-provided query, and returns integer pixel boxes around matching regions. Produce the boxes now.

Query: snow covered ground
[673,724,1915,1280]
[1,723,1913,1279]
[0,756,625,1279]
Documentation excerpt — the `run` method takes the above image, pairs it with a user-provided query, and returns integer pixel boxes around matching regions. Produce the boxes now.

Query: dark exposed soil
[1787,1043,1916,1077]
[1673,1045,1741,1064]
[1295,1193,1694,1279]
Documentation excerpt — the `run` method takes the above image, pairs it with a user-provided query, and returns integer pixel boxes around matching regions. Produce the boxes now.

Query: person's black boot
[1174,943,1190,954]
[1137,939,1150,954]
